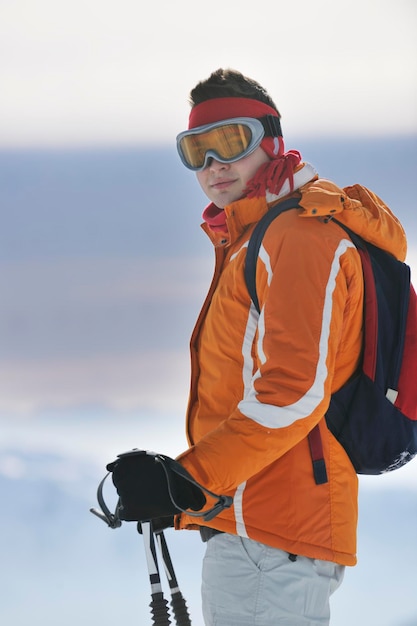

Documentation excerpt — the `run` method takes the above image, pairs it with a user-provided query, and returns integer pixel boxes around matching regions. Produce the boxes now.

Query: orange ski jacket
[176,172,407,566]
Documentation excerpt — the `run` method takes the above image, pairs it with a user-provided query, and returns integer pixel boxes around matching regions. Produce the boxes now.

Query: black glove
[106,449,206,522]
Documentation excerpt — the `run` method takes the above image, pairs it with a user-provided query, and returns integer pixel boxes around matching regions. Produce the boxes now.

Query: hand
[106,449,206,522]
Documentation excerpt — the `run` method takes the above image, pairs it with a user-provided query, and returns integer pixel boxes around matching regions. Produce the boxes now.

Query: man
[109,69,407,624]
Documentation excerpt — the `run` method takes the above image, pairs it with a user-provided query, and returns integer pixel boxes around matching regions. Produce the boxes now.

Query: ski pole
[90,453,232,624]
[154,529,192,626]
[141,521,172,626]
[90,473,191,625]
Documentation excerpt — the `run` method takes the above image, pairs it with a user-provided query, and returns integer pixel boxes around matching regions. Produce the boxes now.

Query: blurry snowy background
[0,1,416,625]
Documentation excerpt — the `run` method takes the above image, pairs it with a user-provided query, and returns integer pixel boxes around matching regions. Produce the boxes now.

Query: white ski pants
[201,533,344,626]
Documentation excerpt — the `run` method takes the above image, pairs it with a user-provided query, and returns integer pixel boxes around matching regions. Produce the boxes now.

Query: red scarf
[202,202,229,233]
[244,137,302,199]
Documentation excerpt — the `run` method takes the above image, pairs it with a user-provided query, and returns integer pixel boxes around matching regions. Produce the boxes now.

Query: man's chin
[211,190,244,209]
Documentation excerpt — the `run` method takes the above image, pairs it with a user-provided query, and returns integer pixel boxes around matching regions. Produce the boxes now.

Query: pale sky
[1,0,416,147]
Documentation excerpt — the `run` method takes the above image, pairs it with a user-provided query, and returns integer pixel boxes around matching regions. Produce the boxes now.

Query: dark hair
[189,68,279,113]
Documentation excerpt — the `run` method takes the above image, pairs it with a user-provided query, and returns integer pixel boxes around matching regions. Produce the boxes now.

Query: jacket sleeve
[177,215,363,495]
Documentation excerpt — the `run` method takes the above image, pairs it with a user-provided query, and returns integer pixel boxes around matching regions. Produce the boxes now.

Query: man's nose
[206,157,230,170]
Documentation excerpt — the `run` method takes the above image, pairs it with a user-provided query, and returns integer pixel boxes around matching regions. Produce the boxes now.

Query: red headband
[188,97,280,129]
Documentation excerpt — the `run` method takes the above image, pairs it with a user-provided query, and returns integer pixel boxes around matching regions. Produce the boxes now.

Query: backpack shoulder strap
[244,196,329,485]
[244,197,301,314]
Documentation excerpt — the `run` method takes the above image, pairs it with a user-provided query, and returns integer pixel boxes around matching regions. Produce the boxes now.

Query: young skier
[109,68,408,625]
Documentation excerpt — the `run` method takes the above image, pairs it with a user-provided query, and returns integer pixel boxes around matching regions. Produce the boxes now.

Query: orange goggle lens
[177,118,265,171]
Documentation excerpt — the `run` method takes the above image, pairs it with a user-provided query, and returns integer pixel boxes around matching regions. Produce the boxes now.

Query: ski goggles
[176,115,281,171]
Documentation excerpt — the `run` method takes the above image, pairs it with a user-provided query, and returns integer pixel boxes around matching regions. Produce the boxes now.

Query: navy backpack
[244,198,417,484]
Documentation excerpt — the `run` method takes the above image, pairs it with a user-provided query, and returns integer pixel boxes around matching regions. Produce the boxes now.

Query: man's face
[196,147,270,208]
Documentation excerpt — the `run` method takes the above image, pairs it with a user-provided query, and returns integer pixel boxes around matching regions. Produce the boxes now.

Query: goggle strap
[261,115,282,138]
